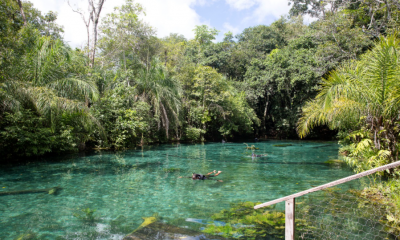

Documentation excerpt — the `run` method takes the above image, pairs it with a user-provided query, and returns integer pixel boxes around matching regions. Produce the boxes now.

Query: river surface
[0,140,361,239]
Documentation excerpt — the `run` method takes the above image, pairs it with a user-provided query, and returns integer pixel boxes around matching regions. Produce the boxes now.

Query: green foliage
[289,0,343,18]
[312,12,372,70]
[193,25,219,46]
[135,58,182,139]
[73,208,98,224]
[98,0,157,70]
[160,33,186,72]
[1,33,99,139]
[0,109,77,159]
[338,128,393,175]
[91,84,151,149]
[2,0,397,158]
[240,21,323,137]
[179,65,258,140]
[298,35,400,170]
[185,127,205,142]
[289,0,400,37]
[202,201,287,239]
[345,180,400,236]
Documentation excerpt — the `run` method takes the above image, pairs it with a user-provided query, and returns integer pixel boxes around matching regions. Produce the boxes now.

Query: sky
[29,0,292,48]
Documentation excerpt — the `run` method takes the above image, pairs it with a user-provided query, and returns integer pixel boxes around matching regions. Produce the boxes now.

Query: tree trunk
[90,21,98,67]
[384,0,391,23]
[123,50,126,71]
[164,50,168,66]
[68,1,91,60]
[86,23,90,59]
[15,0,27,25]
[89,0,106,68]
[263,95,269,135]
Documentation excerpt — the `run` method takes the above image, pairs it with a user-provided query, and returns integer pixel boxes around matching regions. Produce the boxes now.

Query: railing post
[285,198,295,240]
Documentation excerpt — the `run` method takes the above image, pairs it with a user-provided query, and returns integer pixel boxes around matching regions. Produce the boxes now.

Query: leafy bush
[91,85,152,149]
[0,109,78,159]
[185,127,205,142]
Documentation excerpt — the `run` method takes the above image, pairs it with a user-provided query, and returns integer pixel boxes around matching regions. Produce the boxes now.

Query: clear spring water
[0,140,361,239]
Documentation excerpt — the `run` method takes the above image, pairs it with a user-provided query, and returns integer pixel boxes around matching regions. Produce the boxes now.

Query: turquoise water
[0,141,360,239]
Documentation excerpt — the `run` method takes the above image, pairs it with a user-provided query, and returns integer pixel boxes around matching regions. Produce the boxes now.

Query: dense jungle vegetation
[2,0,400,234]
[2,0,397,156]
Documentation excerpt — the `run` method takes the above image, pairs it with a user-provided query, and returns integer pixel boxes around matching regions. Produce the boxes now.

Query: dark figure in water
[179,170,222,181]
[255,138,259,142]
[252,153,267,158]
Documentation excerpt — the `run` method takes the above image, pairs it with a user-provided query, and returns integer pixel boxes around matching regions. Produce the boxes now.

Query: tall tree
[98,0,156,70]
[288,0,345,18]
[68,1,92,59]
[134,58,181,138]
[70,0,106,67]
[89,0,105,67]
[289,0,400,37]
[189,25,219,64]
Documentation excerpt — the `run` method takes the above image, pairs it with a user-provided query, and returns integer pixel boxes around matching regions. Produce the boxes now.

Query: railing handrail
[254,160,400,209]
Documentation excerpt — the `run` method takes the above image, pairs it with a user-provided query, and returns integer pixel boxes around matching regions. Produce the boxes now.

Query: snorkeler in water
[252,153,267,158]
[179,170,222,181]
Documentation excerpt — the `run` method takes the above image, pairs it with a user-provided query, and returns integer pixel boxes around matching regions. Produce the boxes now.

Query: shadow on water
[167,154,331,166]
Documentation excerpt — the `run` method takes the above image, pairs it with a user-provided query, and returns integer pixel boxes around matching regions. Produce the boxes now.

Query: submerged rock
[273,144,293,147]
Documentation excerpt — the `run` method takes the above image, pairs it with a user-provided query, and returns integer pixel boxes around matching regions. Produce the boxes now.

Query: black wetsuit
[192,174,207,180]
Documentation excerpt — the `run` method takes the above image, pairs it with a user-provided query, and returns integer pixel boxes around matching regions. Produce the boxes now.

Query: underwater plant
[202,201,286,239]
[14,232,38,240]
[273,144,293,147]
[202,201,315,239]
[162,168,181,173]
[243,143,259,150]
[73,208,98,224]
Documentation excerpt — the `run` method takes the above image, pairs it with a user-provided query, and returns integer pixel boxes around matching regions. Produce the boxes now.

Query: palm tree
[297,35,400,161]
[135,58,181,138]
[0,35,99,135]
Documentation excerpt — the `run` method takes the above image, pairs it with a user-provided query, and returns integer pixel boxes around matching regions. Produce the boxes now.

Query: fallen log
[0,186,61,196]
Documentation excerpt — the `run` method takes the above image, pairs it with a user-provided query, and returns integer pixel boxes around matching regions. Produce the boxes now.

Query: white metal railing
[254,161,400,240]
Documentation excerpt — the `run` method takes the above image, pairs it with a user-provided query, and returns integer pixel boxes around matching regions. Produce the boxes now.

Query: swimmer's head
[192,173,205,180]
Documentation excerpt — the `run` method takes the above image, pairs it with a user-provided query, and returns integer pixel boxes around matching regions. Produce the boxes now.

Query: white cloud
[225,0,291,23]
[29,0,208,48]
[225,0,257,10]
[253,0,290,21]
[223,22,240,35]
[137,0,204,40]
